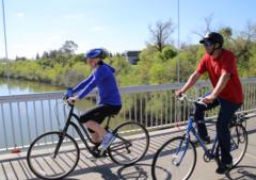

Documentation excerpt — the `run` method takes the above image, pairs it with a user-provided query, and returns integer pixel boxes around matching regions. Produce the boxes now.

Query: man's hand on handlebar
[175,89,184,98]
[202,94,216,104]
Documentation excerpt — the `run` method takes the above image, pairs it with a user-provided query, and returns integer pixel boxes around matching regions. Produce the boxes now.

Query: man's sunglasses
[203,40,213,47]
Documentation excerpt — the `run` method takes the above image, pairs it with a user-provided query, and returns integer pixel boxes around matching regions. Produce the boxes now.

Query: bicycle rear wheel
[231,124,248,166]
[27,131,80,180]
[108,121,149,165]
[151,136,197,180]
[216,124,248,167]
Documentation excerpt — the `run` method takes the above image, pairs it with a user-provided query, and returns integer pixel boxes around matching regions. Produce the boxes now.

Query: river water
[0,78,67,151]
[0,78,64,95]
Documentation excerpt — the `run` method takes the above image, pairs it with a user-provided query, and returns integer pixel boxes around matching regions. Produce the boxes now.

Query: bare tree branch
[192,14,214,38]
[148,19,174,52]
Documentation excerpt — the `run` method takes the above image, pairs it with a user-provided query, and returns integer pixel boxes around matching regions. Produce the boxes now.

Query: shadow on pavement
[225,165,256,180]
[117,163,172,180]
[67,165,119,180]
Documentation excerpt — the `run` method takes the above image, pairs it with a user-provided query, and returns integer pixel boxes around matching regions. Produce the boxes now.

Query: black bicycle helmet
[199,32,224,48]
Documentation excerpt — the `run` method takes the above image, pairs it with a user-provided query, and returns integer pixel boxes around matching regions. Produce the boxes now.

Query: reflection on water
[0,78,64,95]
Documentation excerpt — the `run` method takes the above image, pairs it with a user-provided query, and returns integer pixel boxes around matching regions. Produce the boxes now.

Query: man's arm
[176,71,201,96]
[211,72,231,98]
[204,72,231,103]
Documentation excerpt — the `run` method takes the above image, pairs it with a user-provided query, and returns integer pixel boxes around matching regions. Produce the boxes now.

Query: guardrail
[0,78,256,153]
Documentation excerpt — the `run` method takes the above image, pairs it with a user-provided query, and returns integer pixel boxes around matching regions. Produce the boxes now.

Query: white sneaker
[98,132,116,154]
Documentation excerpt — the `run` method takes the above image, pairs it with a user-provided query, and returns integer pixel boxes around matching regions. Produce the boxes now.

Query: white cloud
[7,32,69,59]
[15,12,25,18]
[89,26,105,32]
[46,35,63,41]
[63,13,85,20]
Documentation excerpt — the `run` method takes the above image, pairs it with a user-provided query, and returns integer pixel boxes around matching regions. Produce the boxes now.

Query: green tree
[60,40,78,54]
[162,46,177,60]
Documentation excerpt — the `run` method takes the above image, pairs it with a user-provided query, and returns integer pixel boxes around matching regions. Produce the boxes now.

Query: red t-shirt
[196,49,243,103]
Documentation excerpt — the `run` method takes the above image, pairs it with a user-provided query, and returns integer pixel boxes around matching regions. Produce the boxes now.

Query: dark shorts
[79,104,122,124]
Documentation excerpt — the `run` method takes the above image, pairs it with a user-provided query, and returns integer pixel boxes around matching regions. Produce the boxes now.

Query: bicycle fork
[172,118,194,166]
[53,132,65,159]
[172,137,189,166]
[52,107,74,158]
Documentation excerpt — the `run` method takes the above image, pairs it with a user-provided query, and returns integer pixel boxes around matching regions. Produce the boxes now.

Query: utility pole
[177,0,180,83]
[2,0,10,94]
[2,0,8,61]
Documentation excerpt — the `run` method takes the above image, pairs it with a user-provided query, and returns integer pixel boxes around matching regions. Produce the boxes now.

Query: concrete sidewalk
[0,118,255,180]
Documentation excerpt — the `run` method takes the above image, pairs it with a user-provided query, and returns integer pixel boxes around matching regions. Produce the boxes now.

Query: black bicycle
[27,89,150,180]
[151,95,248,180]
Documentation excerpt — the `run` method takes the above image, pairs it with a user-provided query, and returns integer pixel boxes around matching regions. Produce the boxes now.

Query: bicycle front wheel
[108,121,149,165]
[152,136,197,180]
[27,131,80,180]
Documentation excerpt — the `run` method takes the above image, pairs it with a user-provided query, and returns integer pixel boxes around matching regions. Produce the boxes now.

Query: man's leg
[194,95,219,140]
[216,98,241,173]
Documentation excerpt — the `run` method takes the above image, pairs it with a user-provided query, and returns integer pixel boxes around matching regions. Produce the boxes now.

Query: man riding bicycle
[67,48,122,153]
[176,32,243,174]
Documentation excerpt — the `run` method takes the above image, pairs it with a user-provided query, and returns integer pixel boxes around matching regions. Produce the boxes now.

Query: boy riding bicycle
[67,48,122,153]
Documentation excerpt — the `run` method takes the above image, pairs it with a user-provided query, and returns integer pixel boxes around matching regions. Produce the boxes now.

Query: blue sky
[0,0,255,59]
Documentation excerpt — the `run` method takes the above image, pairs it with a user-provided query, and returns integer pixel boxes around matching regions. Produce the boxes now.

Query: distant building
[125,51,141,64]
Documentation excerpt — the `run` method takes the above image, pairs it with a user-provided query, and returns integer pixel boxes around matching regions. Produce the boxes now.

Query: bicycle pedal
[99,149,107,157]
[88,156,97,162]
[192,141,200,147]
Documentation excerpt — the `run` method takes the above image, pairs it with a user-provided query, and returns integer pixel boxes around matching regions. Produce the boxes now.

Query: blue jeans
[194,93,242,165]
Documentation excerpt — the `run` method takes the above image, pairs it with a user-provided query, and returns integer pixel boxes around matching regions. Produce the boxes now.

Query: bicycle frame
[177,117,219,163]
[54,104,131,158]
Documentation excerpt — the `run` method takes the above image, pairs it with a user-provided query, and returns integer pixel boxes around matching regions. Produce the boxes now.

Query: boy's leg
[79,105,108,143]
[90,132,100,144]
[85,121,107,143]
[80,105,121,151]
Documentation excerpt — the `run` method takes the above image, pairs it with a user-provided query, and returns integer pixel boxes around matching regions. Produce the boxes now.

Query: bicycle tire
[27,131,80,180]
[216,124,248,167]
[151,136,197,180]
[108,121,149,165]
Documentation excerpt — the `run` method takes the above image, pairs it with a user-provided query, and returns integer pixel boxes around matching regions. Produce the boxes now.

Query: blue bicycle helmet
[84,48,108,60]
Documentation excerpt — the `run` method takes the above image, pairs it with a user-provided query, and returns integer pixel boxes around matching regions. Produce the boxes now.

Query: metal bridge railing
[0,78,256,153]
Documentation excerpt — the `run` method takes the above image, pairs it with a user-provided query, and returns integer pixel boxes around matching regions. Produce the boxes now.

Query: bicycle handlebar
[177,94,208,107]
[63,88,75,107]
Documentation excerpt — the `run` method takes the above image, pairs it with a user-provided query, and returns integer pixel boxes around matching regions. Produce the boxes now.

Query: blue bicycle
[151,95,248,180]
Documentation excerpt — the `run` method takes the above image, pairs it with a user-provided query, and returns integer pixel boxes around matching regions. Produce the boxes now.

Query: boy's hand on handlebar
[68,96,78,105]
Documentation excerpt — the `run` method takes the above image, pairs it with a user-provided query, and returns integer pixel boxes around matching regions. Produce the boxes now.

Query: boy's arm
[176,71,201,96]
[72,74,93,94]
[77,75,97,99]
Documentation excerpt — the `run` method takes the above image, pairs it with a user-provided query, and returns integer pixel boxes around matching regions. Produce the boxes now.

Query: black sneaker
[193,136,211,146]
[202,136,211,144]
[216,163,233,174]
